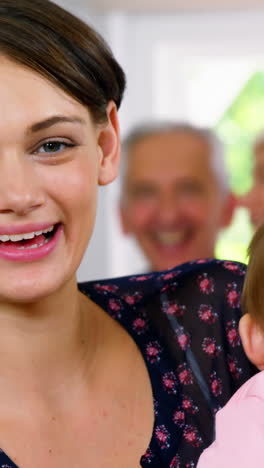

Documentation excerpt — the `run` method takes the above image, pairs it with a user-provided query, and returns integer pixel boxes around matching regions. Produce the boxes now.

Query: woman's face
[0,57,119,303]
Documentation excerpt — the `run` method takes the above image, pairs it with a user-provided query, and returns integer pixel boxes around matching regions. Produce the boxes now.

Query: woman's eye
[36,141,74,154]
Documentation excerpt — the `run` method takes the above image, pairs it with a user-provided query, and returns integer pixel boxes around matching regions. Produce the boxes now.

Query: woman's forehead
[0,57,90,132]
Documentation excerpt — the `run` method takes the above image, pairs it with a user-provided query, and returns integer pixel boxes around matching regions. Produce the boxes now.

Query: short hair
[121,122,230,194]
[242,224,264,330]
[0,0,126,123]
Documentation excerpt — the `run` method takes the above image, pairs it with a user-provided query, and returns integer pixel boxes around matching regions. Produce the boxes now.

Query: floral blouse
[0,259,256,468]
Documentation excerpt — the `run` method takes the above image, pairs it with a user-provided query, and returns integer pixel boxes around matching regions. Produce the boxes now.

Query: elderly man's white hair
[121,122,230,195]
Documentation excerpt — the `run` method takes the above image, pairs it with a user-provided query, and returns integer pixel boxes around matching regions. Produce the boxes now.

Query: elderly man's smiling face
[120,131,234,271]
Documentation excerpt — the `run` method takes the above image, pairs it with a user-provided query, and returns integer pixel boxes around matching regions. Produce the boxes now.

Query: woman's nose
[0,152,45,215]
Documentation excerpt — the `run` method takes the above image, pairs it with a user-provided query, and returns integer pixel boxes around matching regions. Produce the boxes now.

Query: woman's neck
[0,279,101,408]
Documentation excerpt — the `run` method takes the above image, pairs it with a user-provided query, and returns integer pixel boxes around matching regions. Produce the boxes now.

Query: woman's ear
[97,101,120,186]
[239,313,264,370]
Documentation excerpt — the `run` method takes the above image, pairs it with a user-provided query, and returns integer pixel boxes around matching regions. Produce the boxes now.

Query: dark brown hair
[0,0,126,122]
[242,224,264,329]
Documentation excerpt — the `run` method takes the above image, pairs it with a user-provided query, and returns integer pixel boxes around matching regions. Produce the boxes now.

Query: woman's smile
[0,223,63,262]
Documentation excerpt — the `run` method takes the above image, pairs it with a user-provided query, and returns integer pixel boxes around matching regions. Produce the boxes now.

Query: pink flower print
[226,320,241,347]
[123,291,143,305]
[162,300,186,317]
[170,455,181,468]
[162,272,175,280]
[190,259,209,265]
[223,261,244,275]
[202,337,222,357]
[162,371,178,394]
[132,317,147,335]
[146,341,162,364]
[197,273,215,295]
[228,355,240,374]
[177,363,194,386]
[182,394,199,414]
[155,425,170,449]
[177,329,190,351]
[186,462,195,467]
[183,425,202,447]
[173,408,185,427]
[210,371,223,397]
[94,283,118,294]
[161,282,178,293]
[198,304,218,324]
[226,283,240,308]
[109,298,121,311]
[227,355,242,380]
[108,298,122,318]
[141,448,154,463]
[129,274,152,282]
[159,271,181,281]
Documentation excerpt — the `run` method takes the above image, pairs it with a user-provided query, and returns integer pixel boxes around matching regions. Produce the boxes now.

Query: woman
[0,1,256,467]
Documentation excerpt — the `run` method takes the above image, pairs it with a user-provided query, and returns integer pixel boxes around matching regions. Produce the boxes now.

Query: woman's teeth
[17,239,50,250]
[0,226,54,243]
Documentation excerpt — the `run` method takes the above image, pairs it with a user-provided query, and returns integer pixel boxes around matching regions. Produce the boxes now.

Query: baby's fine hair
[242,224,264,329]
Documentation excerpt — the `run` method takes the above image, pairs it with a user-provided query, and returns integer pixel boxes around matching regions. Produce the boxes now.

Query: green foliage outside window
[214,71,264,263]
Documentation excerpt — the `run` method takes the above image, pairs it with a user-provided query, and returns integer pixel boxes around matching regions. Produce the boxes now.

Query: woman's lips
[0,224,63,262]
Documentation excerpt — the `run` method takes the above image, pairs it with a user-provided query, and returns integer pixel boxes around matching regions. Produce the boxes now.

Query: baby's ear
[239,313,264,370]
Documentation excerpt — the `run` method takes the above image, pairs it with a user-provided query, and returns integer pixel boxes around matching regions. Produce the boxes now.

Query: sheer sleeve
[142,259,257,448]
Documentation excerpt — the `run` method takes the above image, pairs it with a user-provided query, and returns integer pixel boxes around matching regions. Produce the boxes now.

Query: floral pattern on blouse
[0,259,256,468]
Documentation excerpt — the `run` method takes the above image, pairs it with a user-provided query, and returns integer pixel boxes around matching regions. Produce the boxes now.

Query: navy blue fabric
[0,259,256,467]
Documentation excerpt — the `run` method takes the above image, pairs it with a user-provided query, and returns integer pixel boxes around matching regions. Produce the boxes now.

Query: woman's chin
[0,276,67,305]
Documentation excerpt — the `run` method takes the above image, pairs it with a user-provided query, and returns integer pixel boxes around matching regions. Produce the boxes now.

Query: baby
[197,225,264,467]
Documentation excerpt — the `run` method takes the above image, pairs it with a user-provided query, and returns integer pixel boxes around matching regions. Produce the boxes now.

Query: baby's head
[240,224,264,369]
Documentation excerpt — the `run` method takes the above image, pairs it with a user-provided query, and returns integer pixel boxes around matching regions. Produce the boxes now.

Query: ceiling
[70,0,264,11]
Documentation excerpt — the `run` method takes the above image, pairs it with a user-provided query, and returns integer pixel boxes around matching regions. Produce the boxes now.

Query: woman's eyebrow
[29,115,86,133]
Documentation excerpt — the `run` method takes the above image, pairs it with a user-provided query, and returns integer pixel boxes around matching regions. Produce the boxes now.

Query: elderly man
[119,122,236,271]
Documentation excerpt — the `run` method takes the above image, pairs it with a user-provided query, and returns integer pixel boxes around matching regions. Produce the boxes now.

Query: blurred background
[57,0,264,280]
